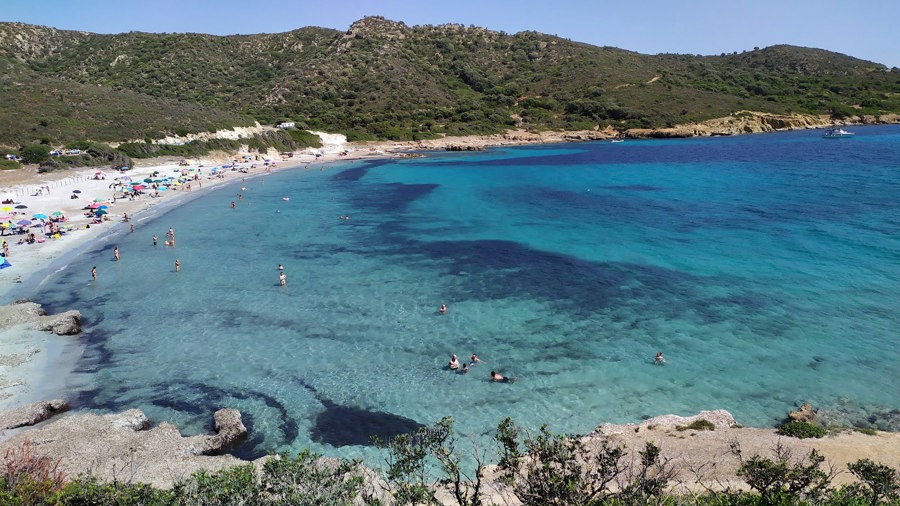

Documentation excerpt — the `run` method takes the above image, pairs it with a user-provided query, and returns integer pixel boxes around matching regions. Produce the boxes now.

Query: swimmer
[439,304,447,314]
[448,354,459,370]
[654,352,666,365]
[231,201,235,209]
[460,363,469,374]
[278,264,284,270]
[470,354,484,366]
[491,370,507,382]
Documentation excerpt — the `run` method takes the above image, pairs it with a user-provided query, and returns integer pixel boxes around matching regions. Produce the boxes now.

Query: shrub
[736,442,833,503]
[261,450,367,506]
[777,421,827,439]
[375,416,485,506]
[676,419,716,432]
[0,438,68,504]
[847,458,899,505]
[19,144,51,164]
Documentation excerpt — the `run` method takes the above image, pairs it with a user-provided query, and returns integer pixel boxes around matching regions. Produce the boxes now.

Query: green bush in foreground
[777,421,827,439]
[1,419,898,505]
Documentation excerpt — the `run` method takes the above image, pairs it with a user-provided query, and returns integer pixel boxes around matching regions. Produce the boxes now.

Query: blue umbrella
[32,213,48,220]
[16,219,31,227]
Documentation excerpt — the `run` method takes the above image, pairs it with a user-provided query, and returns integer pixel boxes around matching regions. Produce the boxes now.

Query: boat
[823,127,854,138]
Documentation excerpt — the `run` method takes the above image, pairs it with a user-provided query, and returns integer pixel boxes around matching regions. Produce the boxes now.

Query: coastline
[0,127,897,494]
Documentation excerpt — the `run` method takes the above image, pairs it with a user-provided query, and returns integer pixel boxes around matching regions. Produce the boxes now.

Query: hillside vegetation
[1,17,898,147]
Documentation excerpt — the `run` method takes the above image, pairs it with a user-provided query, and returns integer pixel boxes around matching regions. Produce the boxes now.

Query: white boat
[823,127,854,138]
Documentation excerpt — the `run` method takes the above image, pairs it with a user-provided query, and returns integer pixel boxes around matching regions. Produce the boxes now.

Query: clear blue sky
[4,0,899,68]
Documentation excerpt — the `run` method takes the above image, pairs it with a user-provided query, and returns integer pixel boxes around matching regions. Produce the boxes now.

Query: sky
[3,0,899,68]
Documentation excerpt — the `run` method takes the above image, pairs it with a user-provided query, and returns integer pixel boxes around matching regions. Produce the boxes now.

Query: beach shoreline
[0,130,897,495]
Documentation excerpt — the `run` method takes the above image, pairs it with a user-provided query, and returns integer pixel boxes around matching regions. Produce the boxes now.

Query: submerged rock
[789,403,816,423]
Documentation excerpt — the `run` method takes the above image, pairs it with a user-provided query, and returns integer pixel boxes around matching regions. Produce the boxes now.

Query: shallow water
[22,126,900,460]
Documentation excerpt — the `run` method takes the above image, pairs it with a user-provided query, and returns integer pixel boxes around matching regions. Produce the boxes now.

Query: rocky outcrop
[789,403,817,423]
[590,409,738,437]
[183,408,247,455]
[628,112,836,138]
[0,300,81,335]
[0,398,69,430]
[0,406,250,488]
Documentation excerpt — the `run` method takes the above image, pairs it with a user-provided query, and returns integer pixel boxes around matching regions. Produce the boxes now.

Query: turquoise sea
[15,126,900,460]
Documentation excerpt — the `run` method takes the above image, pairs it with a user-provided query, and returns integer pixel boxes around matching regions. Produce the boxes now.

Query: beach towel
[0,258,10,269]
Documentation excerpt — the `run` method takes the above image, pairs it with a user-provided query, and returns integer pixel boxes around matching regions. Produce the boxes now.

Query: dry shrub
[1,438,68,503]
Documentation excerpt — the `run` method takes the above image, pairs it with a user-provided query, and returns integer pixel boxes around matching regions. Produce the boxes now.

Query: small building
[276,122,295,129]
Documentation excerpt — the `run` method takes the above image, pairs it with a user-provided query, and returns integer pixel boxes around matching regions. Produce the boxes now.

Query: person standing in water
[153,235,158,246]
[113,246,120,261]
[175,259,181,272]
[91,266,97,281]
[279,271,286,286]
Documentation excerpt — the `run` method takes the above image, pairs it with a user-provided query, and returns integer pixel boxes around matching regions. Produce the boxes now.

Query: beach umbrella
[15,205,27,209]
[143,178,153,183]
[0,216,10,221]
[72,189,82,194]
[93,198,106,202]
[51,211,64,217]
[95,209,108,216]
[158,186,167,191]
[1,207,11,212]
[16,219,32,227]
[132,185,145,191]
[32,213,48,220]
[98,205,109,210]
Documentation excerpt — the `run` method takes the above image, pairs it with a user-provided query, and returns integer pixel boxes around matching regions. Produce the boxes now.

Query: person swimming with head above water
[654,351,666,365]
[448,354,459,370]
[491,370,515,383]
[470,354,484,366]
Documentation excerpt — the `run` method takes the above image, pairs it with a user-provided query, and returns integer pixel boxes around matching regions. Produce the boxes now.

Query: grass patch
[676,419,716,432]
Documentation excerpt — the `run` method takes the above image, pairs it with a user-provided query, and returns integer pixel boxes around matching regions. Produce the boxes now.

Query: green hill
[1,17,897,147]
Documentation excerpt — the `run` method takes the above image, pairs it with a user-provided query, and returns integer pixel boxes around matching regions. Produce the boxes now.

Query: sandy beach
[0,135,401,408]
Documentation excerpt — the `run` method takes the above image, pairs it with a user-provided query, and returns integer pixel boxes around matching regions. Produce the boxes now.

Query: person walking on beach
[113,246,120,261]
[175,259,181,272]
[91,266,97,281]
